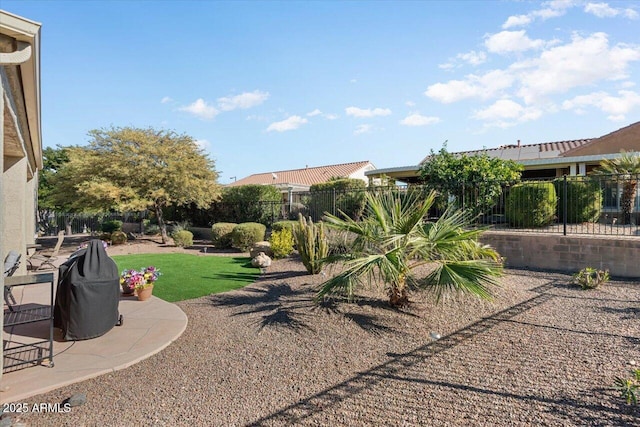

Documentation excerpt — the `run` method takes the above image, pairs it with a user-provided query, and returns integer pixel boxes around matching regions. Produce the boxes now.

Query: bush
[271,220,297,234]
[231,222,266,252]
[101,219,123,233]
[294,214,328,274]
[172,230,194,248]
[213,185,281,225]
[554,178,602,223]
[211,222,237,248]
[144,224,160,236]
[573,267,609,289]
[505,182,557,227]
[308,179,366,221]
[110,230,128,245]
[269,228,294,259]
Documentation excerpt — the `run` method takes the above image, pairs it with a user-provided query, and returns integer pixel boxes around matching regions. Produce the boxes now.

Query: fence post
[563,175,567,236]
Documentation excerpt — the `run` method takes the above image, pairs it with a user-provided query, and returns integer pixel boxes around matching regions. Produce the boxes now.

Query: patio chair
[29,231,65,271]
[3,250,21,311]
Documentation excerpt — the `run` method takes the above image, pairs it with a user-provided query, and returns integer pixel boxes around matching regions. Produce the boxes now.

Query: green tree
[594,151,640,225]
[38,146,70,210]
[419,145,523,219]
[215,184,281,225]
[49,126,220,243]
[318,190,503,307]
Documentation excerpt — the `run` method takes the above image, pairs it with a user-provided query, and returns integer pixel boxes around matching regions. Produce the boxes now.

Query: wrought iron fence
[37,211,148,236]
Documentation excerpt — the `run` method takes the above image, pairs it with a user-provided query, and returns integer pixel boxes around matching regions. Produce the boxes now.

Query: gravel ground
[7,239,640,426]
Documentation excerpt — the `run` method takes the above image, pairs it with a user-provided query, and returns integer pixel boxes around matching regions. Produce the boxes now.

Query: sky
[3,0,640,183]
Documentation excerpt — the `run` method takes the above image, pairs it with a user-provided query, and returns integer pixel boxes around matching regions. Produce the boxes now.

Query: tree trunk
[388,278,409,307]
[155,203,169,244]
[621,181,637,225]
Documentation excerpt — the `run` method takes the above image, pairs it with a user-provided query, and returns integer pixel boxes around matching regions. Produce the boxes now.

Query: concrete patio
[1,266,187,404]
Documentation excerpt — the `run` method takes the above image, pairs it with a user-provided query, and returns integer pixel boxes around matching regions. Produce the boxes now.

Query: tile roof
[419,139,593,164]
[228,161,374,187]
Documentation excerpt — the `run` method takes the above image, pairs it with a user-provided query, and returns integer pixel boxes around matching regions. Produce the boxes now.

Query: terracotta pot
[137,286,153,301]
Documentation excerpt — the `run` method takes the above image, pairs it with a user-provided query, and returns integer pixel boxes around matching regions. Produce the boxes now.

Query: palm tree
[595,151,640,225]
[318,189,503,307]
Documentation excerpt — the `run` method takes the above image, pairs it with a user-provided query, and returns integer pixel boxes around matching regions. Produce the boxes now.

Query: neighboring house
[1,10,42,275]
[366,121,640,211]
[228,160,377,199]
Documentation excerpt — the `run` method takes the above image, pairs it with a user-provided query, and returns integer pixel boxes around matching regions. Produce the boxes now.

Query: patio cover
[54,240,120,340]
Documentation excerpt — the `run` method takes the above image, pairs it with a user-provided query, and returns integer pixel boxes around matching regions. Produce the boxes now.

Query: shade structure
[54,240,121,340]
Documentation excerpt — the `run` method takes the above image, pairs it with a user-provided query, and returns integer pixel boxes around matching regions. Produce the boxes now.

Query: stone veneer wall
[480,231,640,279]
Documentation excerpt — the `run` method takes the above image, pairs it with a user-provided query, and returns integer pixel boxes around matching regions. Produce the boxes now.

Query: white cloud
[502,0,577,28]
[438,62,455,70]
[161,96,173,104]
[179,98,219,120]
[307,109,322,117]
[217,90,269,111]
[266,115,308,132]
[324,113,339,120]
[354,124,373,135]
[425,69,515,103]
[502,14,532,29]
[345,106,392,118]
[405,101,416,107]
[584,2,638,19]
[514,32,640,103]
[562,90,640,121]
[400,113,440,127]
[484,30,547,54]
[193,139,210,150]
[457,50,487,65]
[472,99,543,128]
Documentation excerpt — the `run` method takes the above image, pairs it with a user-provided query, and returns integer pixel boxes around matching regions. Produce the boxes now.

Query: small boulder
[251,252,272,268]
[250,241,273,258]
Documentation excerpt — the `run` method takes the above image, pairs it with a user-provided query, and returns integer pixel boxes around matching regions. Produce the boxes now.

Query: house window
[602,178,640,210]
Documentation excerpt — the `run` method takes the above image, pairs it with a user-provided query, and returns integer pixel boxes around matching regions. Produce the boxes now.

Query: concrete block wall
[480,231,640,279]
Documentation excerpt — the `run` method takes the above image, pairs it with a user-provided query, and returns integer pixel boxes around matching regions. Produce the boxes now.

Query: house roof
[561,120,640,156]
[228,160,375,187]
[419,139,593,164]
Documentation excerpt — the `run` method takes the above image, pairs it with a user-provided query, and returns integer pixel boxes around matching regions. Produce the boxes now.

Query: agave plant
[318,189,503,307]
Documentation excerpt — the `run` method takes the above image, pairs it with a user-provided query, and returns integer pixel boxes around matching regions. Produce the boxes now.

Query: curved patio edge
[1,295,188,404]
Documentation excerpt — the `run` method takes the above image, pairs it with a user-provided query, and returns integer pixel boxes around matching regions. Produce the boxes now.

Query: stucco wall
[2,156,29,274]
[480,231,640,278]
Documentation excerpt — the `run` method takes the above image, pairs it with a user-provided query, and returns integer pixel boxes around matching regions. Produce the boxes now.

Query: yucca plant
[319,190,503,307]
[294,214,328,274]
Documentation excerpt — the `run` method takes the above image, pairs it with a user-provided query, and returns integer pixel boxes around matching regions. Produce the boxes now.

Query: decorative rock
[251,252,272,268]
[250,241,273,259]
[64,392,87,407]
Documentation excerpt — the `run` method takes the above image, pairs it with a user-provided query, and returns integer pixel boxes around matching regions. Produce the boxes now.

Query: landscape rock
[250,241,273,258]
[251,252,272,268]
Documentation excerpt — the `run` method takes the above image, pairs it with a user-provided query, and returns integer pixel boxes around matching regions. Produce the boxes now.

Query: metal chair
[28,231,65,271]
[3,250,21,311]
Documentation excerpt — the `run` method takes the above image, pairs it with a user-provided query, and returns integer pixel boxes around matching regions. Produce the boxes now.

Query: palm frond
[423,259,502,302]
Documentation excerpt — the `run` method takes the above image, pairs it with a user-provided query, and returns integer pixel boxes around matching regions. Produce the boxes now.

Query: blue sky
[3,0,640,183]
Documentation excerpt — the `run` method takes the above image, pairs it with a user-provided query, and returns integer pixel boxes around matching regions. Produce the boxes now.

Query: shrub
[269,228,294,259]
[231,222,266,252]
[294,214,328,274]
[101,219,123,233]
[211,222,237,248]
[554,178,602,223]
[308,178,366,221]
[214,185,281,225]
[144,224,160,236]
[110,230,128,245]
[614,369,640,405]
[172,230,194,248]
[573,267,609,289]
[505,182,556,227]
[271,220,297,234]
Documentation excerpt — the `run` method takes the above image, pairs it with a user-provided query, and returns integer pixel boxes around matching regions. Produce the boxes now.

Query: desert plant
[594,151,640,225]
[110,230,128,245]
[231,222,266,252]
[269,228,294,259]
[211,222,237,248]
[172,229,194,247]
[319,190,503,307]
[573,267,610,289]
[505,182,557,227]
[101,219,123,234]
[613,369,640,405]
[294,214,328,275]
[271,220,298,234]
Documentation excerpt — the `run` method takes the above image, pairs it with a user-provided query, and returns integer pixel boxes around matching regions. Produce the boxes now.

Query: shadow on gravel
[247,279,639,427]
[599,306,640,320]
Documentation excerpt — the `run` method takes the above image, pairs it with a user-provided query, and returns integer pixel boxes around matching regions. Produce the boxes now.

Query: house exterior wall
[348,165,375,183]
[480,231,640,278]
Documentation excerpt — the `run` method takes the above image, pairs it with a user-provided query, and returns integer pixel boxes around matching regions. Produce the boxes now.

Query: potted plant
[120,266,160,300]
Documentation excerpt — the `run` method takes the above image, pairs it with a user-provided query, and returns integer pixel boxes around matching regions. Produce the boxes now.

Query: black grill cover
[54,240,120,340]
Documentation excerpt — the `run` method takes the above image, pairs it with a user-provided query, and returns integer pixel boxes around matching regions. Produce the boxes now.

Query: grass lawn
[112,253,259,302]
